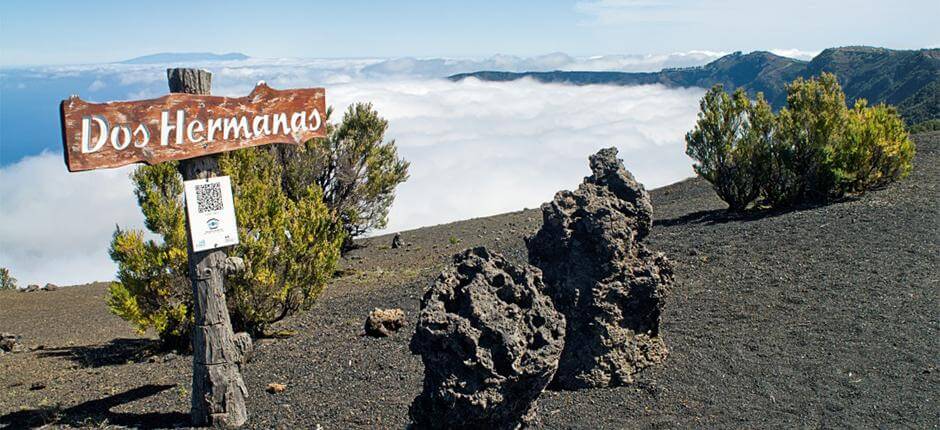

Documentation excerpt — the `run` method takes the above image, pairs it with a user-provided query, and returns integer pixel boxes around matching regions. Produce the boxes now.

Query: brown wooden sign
[60,83,326,171]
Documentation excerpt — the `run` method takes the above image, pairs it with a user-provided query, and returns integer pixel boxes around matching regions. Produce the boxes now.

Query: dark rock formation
[42,283,58,291]
[410,247,565,429]
[22,284,39,293]
[391,232,403,249]
[364,308,406,337]
[527,147,673,389]
[0,333,23,353]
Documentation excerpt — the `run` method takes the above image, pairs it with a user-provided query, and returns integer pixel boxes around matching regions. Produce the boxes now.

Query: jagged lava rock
[527,147,673,389]
[409,247,565,429]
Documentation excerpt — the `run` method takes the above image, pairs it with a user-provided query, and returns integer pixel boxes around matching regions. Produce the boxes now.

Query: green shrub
[687,73,916,211]
[834,100,915,193]
[108,150,344,349]
[108,104,409,347]
[908,119,940,134]
[0,267,17,290]
[108,163,190,348]
[280,103,410,251]
[769,73,849,205]
[685,85,772,211]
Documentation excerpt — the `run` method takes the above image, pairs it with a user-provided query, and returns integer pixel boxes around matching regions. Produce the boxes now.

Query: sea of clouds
[1,50,815,286]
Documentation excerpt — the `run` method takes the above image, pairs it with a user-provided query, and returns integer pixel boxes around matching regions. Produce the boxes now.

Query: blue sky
[1,0,938,66]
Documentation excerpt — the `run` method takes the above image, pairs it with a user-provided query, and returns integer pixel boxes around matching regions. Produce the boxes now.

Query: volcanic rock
[409,247,565,429]
[527,147,672,389]
[364,308,406,337]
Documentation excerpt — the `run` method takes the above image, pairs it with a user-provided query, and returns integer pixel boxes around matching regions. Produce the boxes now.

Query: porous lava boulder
[409,247,565,429]
[527,147,673,389]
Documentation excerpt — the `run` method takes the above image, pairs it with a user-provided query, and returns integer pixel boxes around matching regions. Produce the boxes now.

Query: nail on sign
[59,82,326,172]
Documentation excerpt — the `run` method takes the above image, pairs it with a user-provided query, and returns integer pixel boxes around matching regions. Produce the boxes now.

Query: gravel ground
[1,132,937,429]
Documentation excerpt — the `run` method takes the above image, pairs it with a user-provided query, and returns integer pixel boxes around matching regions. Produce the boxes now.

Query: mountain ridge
[450,46,940,124]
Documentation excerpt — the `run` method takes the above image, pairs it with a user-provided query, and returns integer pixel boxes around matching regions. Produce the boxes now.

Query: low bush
[108,151,345,349]
[107,105,406,349]
[907,119,940,134]
[280,103,410,251]
[685,86,772,211]
[687,73,915,211]
[834,101,915,193]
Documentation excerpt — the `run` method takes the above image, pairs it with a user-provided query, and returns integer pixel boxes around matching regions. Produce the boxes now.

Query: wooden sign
[60,83,326,171]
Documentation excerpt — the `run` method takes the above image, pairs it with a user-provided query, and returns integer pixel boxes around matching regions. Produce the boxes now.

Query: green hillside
[450,47,940,124]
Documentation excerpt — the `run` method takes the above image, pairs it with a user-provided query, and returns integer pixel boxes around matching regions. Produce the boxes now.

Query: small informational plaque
[184,176,239,252]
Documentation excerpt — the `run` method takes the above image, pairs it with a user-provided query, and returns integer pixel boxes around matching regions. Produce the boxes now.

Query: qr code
[195,182,223,213]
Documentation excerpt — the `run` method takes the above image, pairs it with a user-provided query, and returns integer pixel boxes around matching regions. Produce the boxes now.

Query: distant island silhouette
[119,52,249,64]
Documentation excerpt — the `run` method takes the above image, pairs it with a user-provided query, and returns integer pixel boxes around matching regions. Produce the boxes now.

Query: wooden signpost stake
[59,67,327,428]
[169,68,247,428]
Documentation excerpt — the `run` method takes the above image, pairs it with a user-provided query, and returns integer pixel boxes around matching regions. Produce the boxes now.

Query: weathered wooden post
[59,67,326,428]
[168,68,247,427]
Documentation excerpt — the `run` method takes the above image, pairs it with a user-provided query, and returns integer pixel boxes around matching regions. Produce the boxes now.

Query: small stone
[29,382,45,391]
[267,383,287,394]
[364,308,406,337]
[0,333,23,353]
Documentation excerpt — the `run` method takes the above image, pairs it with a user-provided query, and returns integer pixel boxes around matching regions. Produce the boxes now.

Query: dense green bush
[0,268,17,290]
[107,104,406,348]
[108,151,344,349]
[687,73,915,211]
[768,73,849,205]
[834,101,915,193]
[685,86,772,211]
[280,103,410,251]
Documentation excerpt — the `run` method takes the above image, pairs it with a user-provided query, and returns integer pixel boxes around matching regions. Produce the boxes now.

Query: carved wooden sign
[60,83,326,171]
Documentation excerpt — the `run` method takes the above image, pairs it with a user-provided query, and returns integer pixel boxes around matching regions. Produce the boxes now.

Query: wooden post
[169,68,249,428]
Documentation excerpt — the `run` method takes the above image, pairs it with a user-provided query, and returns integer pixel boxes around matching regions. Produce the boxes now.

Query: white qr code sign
[184,176,239,252]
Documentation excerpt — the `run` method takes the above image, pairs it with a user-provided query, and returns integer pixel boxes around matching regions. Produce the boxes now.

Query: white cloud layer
[1,78,703,286]
[1,55,707,287]
[0,153,145,286]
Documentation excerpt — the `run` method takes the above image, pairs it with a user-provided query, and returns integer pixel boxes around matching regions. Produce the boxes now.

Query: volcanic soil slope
[1,132,938,429]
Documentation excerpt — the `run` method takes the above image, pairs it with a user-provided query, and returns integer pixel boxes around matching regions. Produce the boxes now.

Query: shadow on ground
[654,197,858,227]
[36,338,161,368]
[0,384,187,429]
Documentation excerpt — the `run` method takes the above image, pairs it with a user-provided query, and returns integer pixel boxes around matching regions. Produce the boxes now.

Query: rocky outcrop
[42,283,58,291]
[527,147,672,389]
[364,308,406,337]
[410,247,565,429]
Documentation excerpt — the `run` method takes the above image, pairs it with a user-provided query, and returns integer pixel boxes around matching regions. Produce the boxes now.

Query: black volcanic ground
[1,132,938,429]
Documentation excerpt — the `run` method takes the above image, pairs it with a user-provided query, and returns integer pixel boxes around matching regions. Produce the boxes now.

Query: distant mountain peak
[118,52,249,64]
